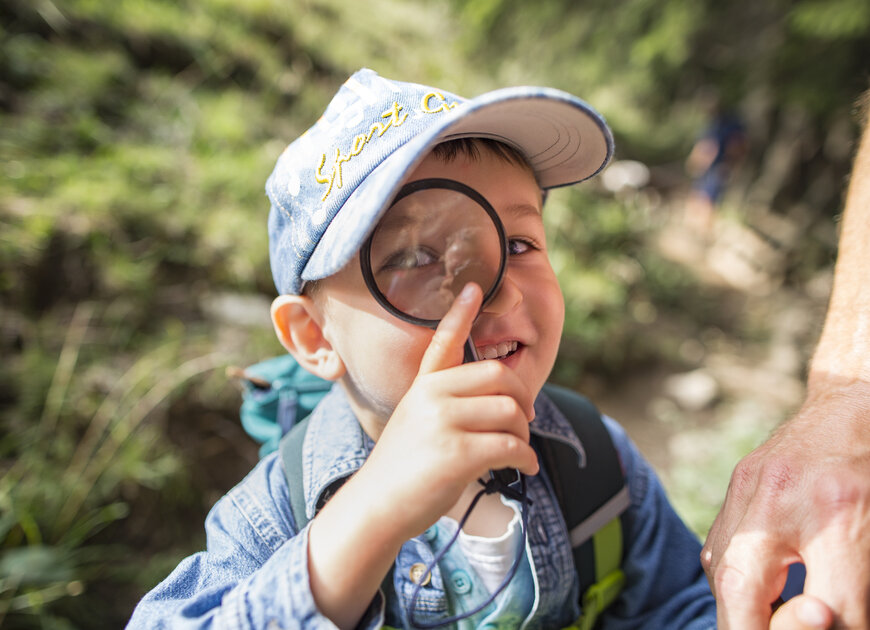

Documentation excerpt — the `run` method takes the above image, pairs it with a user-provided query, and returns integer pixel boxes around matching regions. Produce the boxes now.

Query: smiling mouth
[476,340,520,360]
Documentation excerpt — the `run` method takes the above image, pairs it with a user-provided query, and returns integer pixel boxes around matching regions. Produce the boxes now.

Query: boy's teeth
[478,341,518,360]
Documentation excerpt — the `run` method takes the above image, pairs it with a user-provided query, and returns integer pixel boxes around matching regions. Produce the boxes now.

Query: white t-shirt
[439,499,523,595]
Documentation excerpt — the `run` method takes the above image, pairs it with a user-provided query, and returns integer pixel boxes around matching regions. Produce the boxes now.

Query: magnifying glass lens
[367,186,504,322]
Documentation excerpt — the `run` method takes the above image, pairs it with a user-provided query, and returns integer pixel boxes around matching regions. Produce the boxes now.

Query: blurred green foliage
[1,0,868,626]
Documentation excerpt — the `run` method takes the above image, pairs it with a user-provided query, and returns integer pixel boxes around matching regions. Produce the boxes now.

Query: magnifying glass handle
[463,337,523,494]
[463,338,480,363]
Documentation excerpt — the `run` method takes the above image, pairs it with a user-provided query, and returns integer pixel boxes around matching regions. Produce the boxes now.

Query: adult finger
[770,595,833,630]
[702,450,765,580]
[713,531,793,630]
[418,282,482,376]
[802,549,870,629]
[703,439,791,584]
[800,473,870,628]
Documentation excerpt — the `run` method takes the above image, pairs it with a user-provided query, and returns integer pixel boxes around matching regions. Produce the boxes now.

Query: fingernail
[797,599,828,627]
[458,283,477,304]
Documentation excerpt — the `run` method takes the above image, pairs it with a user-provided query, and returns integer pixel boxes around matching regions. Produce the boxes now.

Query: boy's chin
[339,377,401,426]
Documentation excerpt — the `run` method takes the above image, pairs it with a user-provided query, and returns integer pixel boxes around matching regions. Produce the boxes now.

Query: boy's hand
[361,282,540,540]
[306,282,538,629]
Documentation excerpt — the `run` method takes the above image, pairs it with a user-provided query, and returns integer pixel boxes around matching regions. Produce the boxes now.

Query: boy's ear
[271,295,345,381]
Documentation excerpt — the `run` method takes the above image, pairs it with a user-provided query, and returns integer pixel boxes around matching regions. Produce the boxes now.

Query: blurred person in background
[684,93,747,239]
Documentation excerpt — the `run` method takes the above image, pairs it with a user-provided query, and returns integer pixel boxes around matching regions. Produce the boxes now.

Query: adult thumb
[769,595,833,630]
[417,282,482,376]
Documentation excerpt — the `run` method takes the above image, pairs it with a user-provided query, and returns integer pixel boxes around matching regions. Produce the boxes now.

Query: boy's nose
[481,273,522,316]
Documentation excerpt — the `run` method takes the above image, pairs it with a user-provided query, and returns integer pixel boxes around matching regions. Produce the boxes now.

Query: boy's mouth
[476,340,520,361]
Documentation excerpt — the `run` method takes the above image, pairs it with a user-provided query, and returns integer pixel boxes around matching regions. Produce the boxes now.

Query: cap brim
[303,86,613,284]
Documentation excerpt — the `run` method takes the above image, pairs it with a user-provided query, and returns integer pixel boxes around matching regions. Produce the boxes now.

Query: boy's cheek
[532,276,565,337]
[549,288,566,326]
[340,325,432,411]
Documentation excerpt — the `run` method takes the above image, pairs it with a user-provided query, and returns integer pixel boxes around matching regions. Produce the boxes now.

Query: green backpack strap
[540,384,630,629]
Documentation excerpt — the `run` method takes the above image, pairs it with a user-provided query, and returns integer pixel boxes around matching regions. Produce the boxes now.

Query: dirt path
[584,210,830,531]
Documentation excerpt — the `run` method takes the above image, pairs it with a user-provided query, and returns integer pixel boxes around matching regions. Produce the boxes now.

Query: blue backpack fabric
[236,355,333,458]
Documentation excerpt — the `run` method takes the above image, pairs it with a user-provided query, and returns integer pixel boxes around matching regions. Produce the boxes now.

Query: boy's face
[314,149,565,432]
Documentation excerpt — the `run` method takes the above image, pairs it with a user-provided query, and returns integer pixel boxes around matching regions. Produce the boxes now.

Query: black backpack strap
[539,384,630,628]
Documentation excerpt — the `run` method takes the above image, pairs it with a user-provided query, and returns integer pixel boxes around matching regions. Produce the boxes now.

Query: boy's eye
[380,246,439,271]
[508,238,534,256]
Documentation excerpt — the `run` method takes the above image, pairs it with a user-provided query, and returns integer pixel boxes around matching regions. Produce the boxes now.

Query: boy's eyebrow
[501,202,543,220]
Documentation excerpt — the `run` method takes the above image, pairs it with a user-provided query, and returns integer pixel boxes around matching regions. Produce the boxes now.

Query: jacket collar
[301,384,375,520]
[531,392,588,468]
[301,384,588,519]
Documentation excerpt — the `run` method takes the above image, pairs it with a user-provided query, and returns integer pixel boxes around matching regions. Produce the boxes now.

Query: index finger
[418,282,482,376]
[801,508,870,627]
[703,450,766,577]
[713,531,793,630]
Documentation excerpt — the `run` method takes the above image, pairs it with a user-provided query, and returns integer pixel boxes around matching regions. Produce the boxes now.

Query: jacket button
[409,562,431,586]
[449,569,472,594]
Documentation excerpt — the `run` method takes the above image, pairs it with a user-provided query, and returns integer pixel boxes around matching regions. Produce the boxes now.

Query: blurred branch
[64,342,179,482]
[38,302,94,435]
[54,352,228,537]
[1,303,95,489]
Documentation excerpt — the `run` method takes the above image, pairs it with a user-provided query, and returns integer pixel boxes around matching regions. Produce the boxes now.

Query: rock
[664,369,719,411]
[600,160,650,193]
[201,292,272,328]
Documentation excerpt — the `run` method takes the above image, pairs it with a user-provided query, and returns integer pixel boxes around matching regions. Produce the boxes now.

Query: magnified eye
[380,246,439,272]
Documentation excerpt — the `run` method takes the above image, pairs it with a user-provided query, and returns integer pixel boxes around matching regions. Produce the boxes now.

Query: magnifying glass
[361,178,506,359]
[360,177,519,488]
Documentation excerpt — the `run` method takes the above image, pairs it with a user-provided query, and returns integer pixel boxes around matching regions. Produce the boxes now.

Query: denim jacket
[127,386,716,629]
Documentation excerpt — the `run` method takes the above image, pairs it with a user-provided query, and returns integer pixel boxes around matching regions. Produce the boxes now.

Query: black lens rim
[360,178,508,328]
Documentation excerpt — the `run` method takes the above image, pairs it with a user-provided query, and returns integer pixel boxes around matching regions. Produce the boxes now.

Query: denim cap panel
[266,68,613,296]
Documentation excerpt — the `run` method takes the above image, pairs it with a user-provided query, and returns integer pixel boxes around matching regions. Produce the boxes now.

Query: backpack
[235,355,629,629]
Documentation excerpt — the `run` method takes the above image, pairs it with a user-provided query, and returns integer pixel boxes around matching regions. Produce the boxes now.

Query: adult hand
[702,379,870,629]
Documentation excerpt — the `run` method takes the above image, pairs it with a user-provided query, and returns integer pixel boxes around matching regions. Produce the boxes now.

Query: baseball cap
[266,68,613,295]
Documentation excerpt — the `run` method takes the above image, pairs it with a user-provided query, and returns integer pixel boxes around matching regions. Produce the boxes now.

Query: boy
[129,69,717,629]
